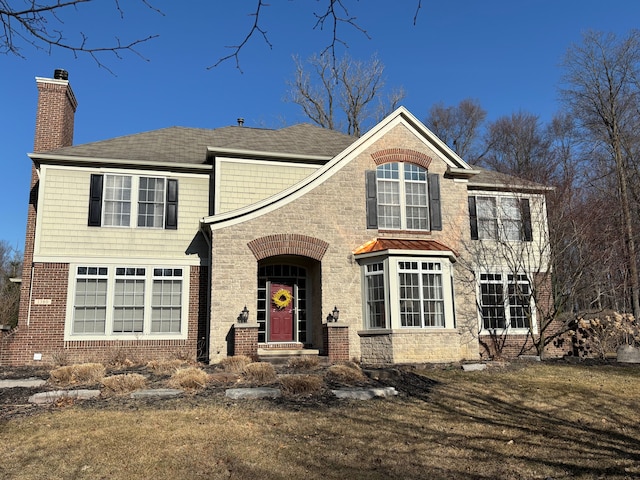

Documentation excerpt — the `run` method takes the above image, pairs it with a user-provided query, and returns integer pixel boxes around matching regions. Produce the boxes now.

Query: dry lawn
[1,362,639,479]
[101,373,148,394]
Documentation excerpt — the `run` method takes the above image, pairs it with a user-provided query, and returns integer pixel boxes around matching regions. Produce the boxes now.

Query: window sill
[64,332,187,342]
[479,328,535,336]
[358,328,457,336]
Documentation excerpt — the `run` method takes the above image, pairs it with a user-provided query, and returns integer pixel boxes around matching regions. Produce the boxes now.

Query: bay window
[362,256,454,330]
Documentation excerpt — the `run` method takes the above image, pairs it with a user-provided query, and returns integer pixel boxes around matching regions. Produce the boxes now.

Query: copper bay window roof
[352,238,457,259]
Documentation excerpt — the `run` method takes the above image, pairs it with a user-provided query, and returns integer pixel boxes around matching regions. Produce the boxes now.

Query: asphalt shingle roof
[468,166,550,191]
[44,124,357,164]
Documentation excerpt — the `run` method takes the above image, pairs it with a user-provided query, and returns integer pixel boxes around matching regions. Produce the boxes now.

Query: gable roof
[203,106,477,229]
[36,124,357,165]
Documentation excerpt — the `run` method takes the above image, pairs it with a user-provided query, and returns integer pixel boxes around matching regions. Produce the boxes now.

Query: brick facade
[232,323,259,360]
[2,265,207,366]
[323,323,350,362]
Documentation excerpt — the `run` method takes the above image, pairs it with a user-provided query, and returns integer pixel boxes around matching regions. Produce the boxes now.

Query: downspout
[26,264,35,326]
[199,223,212,363]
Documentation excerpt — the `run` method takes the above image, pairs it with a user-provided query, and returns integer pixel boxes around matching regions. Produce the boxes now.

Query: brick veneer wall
[232,323,259,360]
[1,265,205,366]
[323,323,349,362]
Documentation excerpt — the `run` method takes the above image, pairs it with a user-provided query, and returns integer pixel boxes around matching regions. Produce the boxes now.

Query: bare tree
[0,0,159,71]
[287,52,405,136]
[0,241,21,328]
[425,98,486,161]
[479,111,557,184]
[561,29,640,319]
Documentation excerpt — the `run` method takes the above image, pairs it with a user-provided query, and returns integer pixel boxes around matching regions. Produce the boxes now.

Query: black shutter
[428,173,442,231]
[521,198,532,242]
[88,174,103,227]
[165,179,178,230]
[365,170,378,229]
[468,196,478,240]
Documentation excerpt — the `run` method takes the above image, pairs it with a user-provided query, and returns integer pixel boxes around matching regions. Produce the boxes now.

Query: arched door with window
[257,264,308,345]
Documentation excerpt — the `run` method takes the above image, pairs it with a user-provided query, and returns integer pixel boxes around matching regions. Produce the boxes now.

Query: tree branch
[0,0,160,74]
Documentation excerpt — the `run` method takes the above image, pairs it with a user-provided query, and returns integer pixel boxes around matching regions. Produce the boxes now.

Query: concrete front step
[257,348,324,365]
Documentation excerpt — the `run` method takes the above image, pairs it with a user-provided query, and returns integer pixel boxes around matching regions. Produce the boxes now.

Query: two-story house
[0,71,562,366]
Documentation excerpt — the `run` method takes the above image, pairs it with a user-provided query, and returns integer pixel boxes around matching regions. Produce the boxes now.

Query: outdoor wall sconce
[238,305,249,323]
[326,306,340,323]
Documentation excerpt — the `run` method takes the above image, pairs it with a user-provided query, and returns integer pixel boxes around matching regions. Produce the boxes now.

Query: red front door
[269,283,294,342]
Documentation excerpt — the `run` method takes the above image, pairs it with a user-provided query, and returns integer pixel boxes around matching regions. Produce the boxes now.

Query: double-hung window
[398,261,445,328]
[73,267,108,334]
[479,272,532,331]
[69,265,186,339]
[365,162,441,231]
[152,268,183,333]
[88,174,178,229]
[469,195,532,242]
[138,177,166,228]
[365,263,386,328]
[103,175,132,227]
[377,163,429,230]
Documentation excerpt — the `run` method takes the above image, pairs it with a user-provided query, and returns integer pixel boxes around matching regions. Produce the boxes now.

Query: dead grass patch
[49,363,106,386]
[324,362,366,384]
[146,359,188,374]
[208,372,241,385]
[219,355,252,373]
[242,362,276,383]
[287,356,321,371]
[279,374,325,396]
[101,373,148,394]
[167,367,209,391]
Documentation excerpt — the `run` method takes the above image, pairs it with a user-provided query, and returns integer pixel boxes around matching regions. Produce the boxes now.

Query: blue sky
[1,0,638,250]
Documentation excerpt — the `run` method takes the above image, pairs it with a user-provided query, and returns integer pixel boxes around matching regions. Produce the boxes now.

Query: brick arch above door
[371,148,433,170]
[247,234,329,261]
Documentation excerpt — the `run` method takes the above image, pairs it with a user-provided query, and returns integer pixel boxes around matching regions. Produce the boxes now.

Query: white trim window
[398,261,445,328]
[479,272,533,331]
[113,267,146,333]
[73,266,108,334]
[69,265,187,339]
[365,262,386,328]
[151,268,183,333]
[138,177,166,228]
[362,256,454,330]
[88,173,178,230]
[103,175,132,227]
[469,195,533,242]
[376,163,429,230]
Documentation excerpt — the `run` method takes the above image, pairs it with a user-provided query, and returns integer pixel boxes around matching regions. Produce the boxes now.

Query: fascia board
[28,153,212,173]
[206,146,332,164]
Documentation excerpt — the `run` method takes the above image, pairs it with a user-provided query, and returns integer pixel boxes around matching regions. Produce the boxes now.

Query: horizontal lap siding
[218,160,317,213]
[36,167,209,261]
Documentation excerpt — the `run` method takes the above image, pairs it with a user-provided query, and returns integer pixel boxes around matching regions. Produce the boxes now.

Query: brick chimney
[33,69,78,153]
[15,69,78,340]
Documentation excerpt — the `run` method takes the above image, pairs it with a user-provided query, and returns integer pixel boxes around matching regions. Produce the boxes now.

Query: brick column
[233,323,259,360]
[323,322,349,362]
